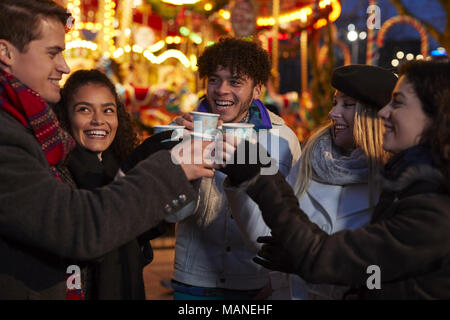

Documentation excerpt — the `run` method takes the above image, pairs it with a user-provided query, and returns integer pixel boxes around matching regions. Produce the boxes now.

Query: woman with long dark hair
[55,69,154,299]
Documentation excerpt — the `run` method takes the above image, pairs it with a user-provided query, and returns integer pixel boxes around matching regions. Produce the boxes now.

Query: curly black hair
[54,69,139,162]
[197,37,271,86]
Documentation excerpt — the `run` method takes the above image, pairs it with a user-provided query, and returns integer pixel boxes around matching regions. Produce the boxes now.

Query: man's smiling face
[206,66,261,123]
[8,18,70,104]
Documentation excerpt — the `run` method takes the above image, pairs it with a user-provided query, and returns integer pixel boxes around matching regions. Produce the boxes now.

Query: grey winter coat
[0,109,196,299]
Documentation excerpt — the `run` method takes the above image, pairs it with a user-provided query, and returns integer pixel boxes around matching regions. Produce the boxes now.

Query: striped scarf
[0,70,75,180]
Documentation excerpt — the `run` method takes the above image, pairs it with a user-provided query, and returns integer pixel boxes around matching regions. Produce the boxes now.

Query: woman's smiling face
[68,83,118,159]
[329,91,356,152]
[378,75,431,154]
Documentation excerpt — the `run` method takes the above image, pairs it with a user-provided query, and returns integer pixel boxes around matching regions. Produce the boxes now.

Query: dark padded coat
[246,162,450,299]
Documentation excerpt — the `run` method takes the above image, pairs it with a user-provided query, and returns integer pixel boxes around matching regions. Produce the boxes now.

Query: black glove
[253,236,296,274]
[121,130,181,173]
[220,139,273,186]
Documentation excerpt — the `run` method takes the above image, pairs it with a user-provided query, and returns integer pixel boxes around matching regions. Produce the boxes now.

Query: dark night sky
[336,0,446,49]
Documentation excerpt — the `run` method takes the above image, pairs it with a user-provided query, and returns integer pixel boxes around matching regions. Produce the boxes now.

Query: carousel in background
[59,0,344,141]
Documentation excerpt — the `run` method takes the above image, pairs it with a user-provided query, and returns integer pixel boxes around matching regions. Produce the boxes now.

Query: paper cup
[153,125,185,141]
[189,131,216,141]
[221,123,255,141]
[190,111,220,138]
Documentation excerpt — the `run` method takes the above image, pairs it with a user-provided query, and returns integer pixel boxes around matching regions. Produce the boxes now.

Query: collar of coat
[381,164,444,193]
[267,110,285,126]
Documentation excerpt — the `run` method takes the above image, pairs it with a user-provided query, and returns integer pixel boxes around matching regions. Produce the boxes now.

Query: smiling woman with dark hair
[54,69,158,299]
[257,64,396,299]
[56,69,139,163]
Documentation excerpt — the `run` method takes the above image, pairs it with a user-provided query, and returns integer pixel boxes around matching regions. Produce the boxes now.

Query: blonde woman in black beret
[223,64,396,299]
[263,65,395,299]
[225,61,450,299]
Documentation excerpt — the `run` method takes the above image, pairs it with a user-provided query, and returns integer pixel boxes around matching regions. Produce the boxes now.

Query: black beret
[331,65,398,110]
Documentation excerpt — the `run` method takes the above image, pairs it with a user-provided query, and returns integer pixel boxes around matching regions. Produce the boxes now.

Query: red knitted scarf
[0,70,75,180]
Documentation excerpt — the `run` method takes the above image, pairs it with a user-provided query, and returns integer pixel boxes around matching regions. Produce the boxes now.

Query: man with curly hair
[172,37,301,299]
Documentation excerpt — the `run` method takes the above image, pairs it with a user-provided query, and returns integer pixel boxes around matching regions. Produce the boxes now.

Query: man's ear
[253,83,262,100]
[0,40,15,69]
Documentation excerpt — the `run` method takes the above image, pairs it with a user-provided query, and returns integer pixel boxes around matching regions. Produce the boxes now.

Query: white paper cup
[221,123,255,141]
[189,131,216,141]
[190,111,220,138]
[153,125,185,141]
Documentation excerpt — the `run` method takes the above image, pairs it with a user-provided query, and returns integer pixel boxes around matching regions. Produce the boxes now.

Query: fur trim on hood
[381,164,444,192]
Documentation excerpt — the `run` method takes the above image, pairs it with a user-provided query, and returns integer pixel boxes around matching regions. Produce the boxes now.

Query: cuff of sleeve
[164,200,196,223]
[137,150,198,218]
[222,174,261,192]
